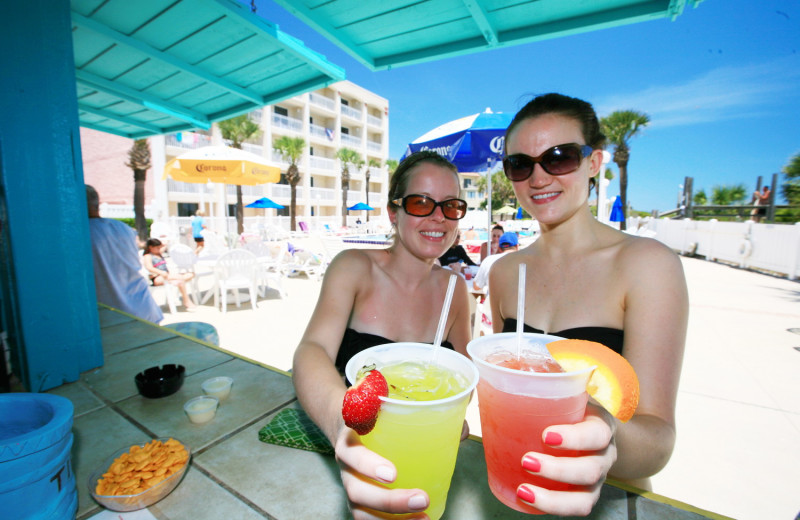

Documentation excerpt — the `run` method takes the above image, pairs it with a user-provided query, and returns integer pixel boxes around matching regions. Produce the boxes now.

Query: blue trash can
[0,393,77,519]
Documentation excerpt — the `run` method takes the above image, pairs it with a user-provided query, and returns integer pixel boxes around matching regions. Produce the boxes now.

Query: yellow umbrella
[163,145,280,186]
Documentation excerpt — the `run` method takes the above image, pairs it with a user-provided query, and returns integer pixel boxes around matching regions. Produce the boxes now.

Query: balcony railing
[367,140,382,153]
[310,123,334,142]
[249,109,262,124]
[165,133,212,149]
[309,187,338,202]
[341,104,362,121]
[309,156,336,171]
[367,114,382,127]
[271,113,303,133]
[341,133,361,148]
[242,143,263,156]
[309,93,335,111]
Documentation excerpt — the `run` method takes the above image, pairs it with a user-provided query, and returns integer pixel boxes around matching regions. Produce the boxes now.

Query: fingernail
[376,465,395,482]
[517,485,535,504]
[408,494,427,511]
[522,455,541,472]
[544,431,562,446]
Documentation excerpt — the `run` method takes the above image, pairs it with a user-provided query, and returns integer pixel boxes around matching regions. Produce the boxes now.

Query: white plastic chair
[139,254,178,314]
[244,240,288,298]
[168,243,212,305]
[213,249,259,313]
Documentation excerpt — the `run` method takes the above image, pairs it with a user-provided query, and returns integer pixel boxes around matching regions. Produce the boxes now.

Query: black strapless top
[501,319,624,355]
[335,328,455,375]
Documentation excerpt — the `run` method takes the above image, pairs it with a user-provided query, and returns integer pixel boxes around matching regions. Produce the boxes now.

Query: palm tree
[336,148,361,228]
[273,136,306,231]
[366,158,381,222]
[600,110,650,230]
[126,139,151,242]
[217,115,261,235]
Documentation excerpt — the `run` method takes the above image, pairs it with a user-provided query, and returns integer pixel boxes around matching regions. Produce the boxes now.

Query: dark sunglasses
[391,194,468,220]
[503,143,593,181]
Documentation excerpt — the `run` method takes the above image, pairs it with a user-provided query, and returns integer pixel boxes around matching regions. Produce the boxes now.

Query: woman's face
[390,163,461,260]
[490,229,503,244]
[505,114,600,226]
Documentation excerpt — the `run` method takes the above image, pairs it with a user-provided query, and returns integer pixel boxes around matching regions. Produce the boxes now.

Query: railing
[249,109,262,124]
[309,93,335,111]
[241,143,263,156]
[341,134,361,148]
[367,114,382,128]
[367,140,382,153]
[639,217,800,280]
[166,179,209,194]
[309,156,336,171]
[340,104,362,121]
[165,133,212,149]
[271,113,303,133]
[309,123,333,141]
[309,187,337,202]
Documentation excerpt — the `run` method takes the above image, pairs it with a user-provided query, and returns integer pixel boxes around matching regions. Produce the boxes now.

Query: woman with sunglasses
[488,93,688,515]
[293,151,472,518]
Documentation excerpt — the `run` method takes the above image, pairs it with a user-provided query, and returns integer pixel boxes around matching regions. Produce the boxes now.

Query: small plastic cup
[201,376,233,400]
[183,396,219,424]
[467,333,594,514]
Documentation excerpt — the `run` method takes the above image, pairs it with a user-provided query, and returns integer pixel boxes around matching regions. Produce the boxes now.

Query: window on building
[177,203,198,217]
[274,106,288,117]
[341,127,350,135]
[463,179,472,188]
[227,204,236,217]
[341,99,349,106]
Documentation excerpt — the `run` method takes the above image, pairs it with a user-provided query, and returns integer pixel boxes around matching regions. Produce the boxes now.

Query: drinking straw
[516,263,526,358]
[431,274,458,363]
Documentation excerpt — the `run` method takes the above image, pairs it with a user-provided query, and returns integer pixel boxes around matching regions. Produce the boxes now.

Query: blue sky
[250,0,800,213]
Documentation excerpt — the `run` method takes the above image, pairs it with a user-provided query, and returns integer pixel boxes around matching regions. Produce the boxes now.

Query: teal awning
[71,0,345,138]
[272,0,704,71]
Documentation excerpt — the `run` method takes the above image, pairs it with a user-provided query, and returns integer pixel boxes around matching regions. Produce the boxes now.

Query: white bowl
[183,396,218,424]
[201,376,233,400]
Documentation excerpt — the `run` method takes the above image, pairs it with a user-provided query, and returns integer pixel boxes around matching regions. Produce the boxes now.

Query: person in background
[479,224,504,262]
[437,231,477,276]
[471,231,519,335]
[191,209,207,254]
[751,185,771,223]
[292,151,472,518]
[142,238,197,312]
[489,93,688,515]
[86,185,163,324]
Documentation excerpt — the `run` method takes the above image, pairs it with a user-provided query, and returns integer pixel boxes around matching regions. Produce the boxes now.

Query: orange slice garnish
[547,339,639,422]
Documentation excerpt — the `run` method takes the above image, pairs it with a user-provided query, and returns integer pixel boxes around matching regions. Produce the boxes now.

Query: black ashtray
[135,364,186,398]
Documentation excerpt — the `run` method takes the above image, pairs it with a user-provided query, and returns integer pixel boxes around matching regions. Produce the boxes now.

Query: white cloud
[595,55,800,128]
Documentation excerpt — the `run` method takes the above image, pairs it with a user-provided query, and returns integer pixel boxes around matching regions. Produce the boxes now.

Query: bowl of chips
[135,364,185,398]
[88,438,190,512]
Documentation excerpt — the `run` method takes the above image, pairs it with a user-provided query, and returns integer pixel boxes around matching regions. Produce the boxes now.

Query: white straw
[431,274,458,363]
[516,263,526,358]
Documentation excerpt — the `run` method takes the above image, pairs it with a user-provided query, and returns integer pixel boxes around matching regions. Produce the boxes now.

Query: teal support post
[0,1,103,391]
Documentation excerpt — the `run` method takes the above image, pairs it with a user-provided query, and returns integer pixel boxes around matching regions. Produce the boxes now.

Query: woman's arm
[611,239,688,479]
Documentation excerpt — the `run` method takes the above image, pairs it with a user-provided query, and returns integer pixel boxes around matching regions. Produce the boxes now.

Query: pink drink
[467,334,593,515]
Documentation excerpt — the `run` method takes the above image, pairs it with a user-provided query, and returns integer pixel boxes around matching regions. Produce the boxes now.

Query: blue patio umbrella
[516,207,524,220]
[347,202,374,211]
[609,196,625,222]
[403,108,513,172]
[246,197,284,209]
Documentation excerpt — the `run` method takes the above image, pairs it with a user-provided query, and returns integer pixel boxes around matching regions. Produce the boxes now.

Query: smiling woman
[292,150,475,518]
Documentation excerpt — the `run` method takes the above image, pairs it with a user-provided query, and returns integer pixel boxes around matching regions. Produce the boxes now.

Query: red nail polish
[522,455,541,472]
[544,431,563,446]
[517,485,536,504]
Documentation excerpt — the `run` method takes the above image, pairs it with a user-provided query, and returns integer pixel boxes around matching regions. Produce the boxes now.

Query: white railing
[165,133,212,149]
[166,179,209,194]
[309,123,333,141]
[309,156,336,171]
[98,203,156,219]
[249,109,262,124]
[367,114,382,128]
[639,217,800,280]
[309,187,337,202]
[341,104,362,121]
[241,142,263,156]
[271,113,303,133]
[309,93,335,111]
[341,134,361,148]
[367,140,382,153]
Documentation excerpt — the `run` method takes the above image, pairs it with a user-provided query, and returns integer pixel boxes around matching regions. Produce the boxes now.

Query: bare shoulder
[323,248,377,285]
[616,234,685,280]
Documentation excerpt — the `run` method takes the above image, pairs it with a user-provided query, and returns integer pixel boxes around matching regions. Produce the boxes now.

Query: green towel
[258,408,334,455]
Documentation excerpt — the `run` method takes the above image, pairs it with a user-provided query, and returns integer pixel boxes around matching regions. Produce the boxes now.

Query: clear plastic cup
[345,343,478,520]
[467,333,594,514]
[201,376,233,400]
[183,396,219,424]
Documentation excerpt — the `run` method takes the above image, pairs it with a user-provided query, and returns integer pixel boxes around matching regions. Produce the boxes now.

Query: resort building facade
[82,80,391,233]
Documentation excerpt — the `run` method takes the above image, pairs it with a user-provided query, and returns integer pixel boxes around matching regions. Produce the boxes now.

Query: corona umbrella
[164,145,280,186]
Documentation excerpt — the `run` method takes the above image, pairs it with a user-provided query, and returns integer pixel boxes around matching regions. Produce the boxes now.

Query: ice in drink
[467,334,593,515]
[345,344,478,520]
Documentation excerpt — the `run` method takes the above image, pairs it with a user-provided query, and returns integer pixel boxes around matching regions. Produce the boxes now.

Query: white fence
[636,217,800,280]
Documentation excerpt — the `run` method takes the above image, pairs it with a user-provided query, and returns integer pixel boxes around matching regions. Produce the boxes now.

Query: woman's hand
[335,428,430,520]
[516,404,617,517]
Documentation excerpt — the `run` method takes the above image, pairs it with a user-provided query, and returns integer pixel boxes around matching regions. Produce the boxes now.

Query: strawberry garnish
[342,365,388,435]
